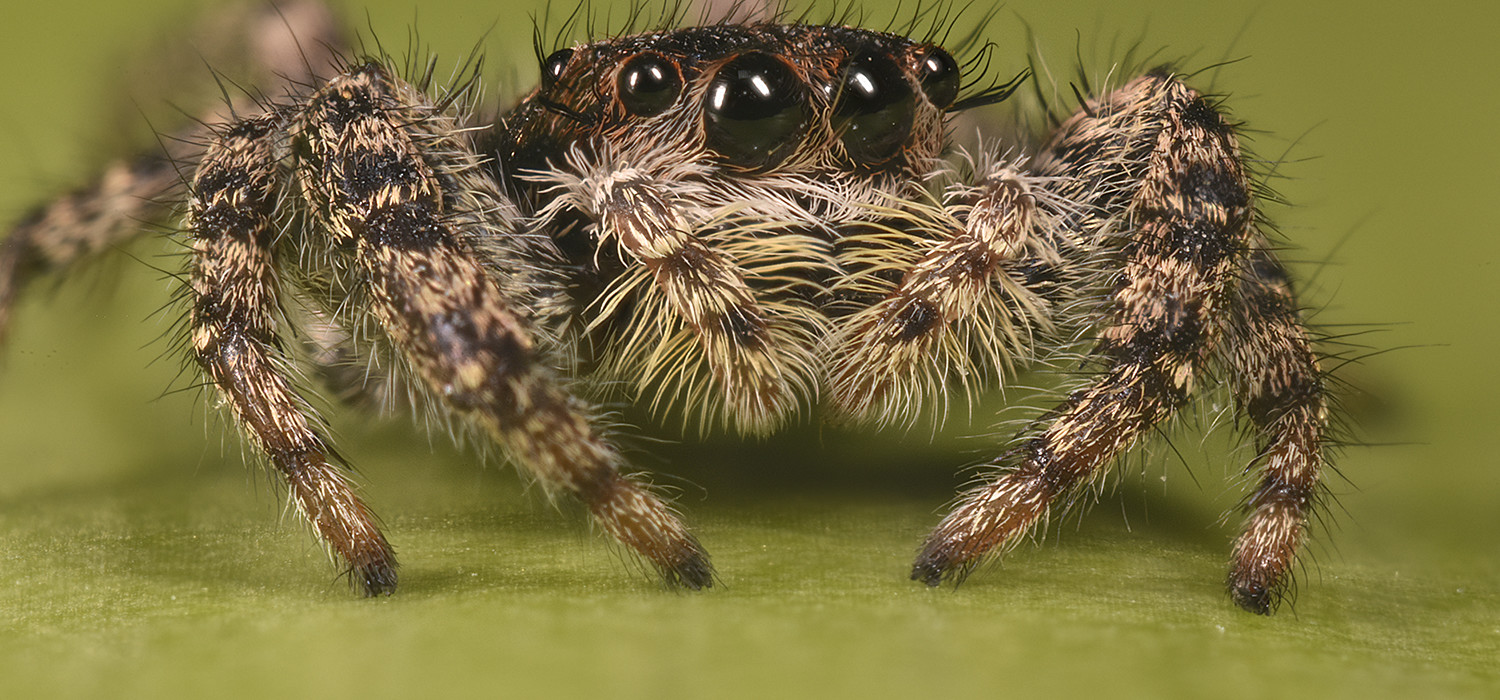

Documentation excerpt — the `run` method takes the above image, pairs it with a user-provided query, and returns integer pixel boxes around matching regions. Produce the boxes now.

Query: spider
[0,1,1331,614]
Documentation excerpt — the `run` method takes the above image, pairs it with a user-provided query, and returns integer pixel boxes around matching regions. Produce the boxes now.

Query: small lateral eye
[616,52,682,117]
[916,47,960,108]
[542,48,574,85]
[703,52,808,169]
[833,52,915,164]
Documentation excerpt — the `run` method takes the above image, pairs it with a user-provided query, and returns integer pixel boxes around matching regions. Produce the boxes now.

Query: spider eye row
[541,45,961,169]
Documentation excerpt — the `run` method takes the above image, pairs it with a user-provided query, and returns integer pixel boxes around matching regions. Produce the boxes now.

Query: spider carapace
[0,2,1331,614]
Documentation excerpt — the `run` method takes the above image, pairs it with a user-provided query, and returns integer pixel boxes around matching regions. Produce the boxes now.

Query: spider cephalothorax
[0,1,1332,615]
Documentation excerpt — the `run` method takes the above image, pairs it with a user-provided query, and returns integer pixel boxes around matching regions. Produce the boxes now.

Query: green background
[0,0,1495,697]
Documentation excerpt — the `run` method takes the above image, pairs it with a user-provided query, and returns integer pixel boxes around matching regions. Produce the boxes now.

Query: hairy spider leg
[828,167,1044,425]
[0,158,182,343]
[298,66,713,589]
[911,73,1323,615]
[1224,246,1327,613]
[188,112,399,594]
[541,164,819,435]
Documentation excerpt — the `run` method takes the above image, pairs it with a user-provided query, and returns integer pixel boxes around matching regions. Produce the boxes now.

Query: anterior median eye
[832,52,915,165]
[703,52,808,169]
[617,52,682,117]
[915,47,960,109]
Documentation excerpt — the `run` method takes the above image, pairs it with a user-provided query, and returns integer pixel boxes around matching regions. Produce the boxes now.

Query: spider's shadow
[632,421,1233,549]
[0,412,1237,606]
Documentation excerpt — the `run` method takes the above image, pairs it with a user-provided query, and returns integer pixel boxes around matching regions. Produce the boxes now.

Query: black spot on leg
[311,81,380,133]
[1101,288,1208,369]
[1182,96,1230,134]
[342,148,426,205]
[1248,252,1292,288]
[193,206,271,243]
[1247,476,1314,512]
[653,242,718,281]
[1244,284,1294,321]
[1180,161,1249,211]
[1156,298,1206,359]
[1019,439,1075,497]
[1161,217,1239,269]
[887,298,941,343]
[1240,256,1302,323]
[423,310,534,412]
[193,165,256,203]
[363,203,446,250]
[428,311,484,366]
[1246,371,1322,425]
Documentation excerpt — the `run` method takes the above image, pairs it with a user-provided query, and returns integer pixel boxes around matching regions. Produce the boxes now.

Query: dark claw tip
[910,550,951,587]
[661,541,715,590]
[356,562,400,597]
[1229,580,1274,615]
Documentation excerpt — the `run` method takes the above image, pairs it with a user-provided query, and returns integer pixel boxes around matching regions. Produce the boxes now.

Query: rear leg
[0,0,345,342]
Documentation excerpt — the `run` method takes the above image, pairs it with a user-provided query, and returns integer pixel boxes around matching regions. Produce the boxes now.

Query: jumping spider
[0,1,1331,614]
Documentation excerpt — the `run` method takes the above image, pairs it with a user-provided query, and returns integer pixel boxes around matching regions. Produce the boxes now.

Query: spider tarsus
[354,561,400,597]
[910,539,973,588]
[659,541,715,591]
[909,558,948,588]
[1228,579,1275,616]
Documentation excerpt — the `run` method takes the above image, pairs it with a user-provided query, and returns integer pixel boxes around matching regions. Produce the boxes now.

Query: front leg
[914,73,1287,611]
[189,113,397,595]
[300,66,712,588]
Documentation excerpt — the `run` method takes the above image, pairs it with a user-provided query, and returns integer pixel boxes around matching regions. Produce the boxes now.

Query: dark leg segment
[298,67,711,587]
[913,75,1257,596]
[188,113,397,595]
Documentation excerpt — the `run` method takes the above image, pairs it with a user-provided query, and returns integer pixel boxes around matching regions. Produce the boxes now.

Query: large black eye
[833,52,915,164]
[542,48,574,86]
[617,52,682,117]
[916,47,960,108]
[703,52,808,169]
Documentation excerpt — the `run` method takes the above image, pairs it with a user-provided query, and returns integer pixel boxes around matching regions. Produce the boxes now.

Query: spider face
[494,26,1036,437]
[501,25,955,178]
[0,2,1335,615]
